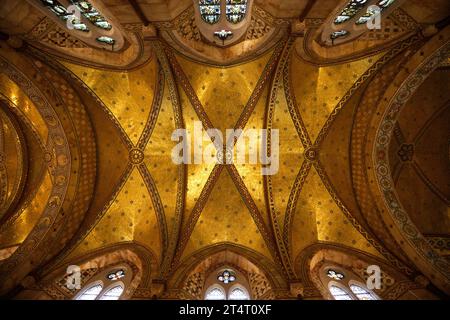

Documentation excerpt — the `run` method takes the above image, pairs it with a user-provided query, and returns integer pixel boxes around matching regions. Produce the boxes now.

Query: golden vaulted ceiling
[0,0,449,300]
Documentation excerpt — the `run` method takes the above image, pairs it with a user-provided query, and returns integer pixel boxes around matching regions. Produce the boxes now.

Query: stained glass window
[329,285,353,300]
[228,288,249,300]
[350,285,376,300]
[334,0,368,24]
[96,36,115,45]
[205,287,226,300]
[217,270,236,284]
[69,1,112,30]
[356,0,396,24]
[99,285,124,300]
[77,284,103,300]
[40,0,89,32]
[199,0,221,24]
[226,0,248,24]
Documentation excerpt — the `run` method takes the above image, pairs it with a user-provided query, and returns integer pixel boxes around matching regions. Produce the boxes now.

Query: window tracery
[99,285,124,300]
[228,286,250,300]
[36,0,121,49]
[199,0,221,24]
[356,0,397,24]
[329,285,353,300]
[323,0,399,46]
[321,266,380,300]
[76,283,103,300]
[334,0,369,24]
[73,265,132,300]
[69,0,112,30]
[225,0,248,24]
[40,0,89,32]
[205,286,226,300]
[350,284,376,300]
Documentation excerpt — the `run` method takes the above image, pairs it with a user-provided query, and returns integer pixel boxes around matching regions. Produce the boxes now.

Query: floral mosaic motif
[397,144,414,162]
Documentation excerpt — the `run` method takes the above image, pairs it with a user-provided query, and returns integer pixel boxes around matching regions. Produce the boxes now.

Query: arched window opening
[73,264,133,300]
[329,285,353,300]
[202,267,252,300]
[225,0,248,24]
[356,0,397,24]
[99,285,124,300]
[350,284,376,300]
[228,286,249,300]
[205,286,226,300]
[76,283,103,300]
[36,0,122,49]
[319,264,382,301]
[334,0,368,25]
[199,0,221,24]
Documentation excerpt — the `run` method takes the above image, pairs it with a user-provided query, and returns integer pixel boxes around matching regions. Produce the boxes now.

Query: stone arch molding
[368,27,450,293]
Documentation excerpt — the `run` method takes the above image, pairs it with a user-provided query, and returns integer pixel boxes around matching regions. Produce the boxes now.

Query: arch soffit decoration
[27,0,126,51]
[192,0,255,47]
[0,44,97,295]
[294,243,418,299]
[365,26,450,293]
[298,1,420,65]
[19,1,152,70]
[155,4,289,66]
[168,243,288,291]
[38,244,152,299]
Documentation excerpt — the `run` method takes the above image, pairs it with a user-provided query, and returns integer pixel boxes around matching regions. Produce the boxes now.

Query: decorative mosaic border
[373,41,450,282]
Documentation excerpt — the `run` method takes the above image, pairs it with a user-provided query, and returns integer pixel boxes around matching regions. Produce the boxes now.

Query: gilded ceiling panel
[269,73,305,235]
[0,108,25,217]
[319,83,368,223]
[0,74,48,143]
[182,170,273,262]
[395,164,449,236]
[0,170,52,248]
[144,78,178,241]
[65,168,162,263]
[291,167,384,260]
[290,165,320,257]
[290,52,385,143]
[72,83,131,229]
[61,58,158,145]
[397,69,450,142]
[179,86,217,225]
[390,68,450,237]
[175,51,273,133]
[414,106,450,200]
[234,85,270,225]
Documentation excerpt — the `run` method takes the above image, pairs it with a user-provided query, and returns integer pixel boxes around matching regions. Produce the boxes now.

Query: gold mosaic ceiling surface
[0,49,53,250]
[51,41,392,272]
[0,38,397,276]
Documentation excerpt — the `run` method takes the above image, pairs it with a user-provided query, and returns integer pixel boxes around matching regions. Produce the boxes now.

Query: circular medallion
[129,149,144,165]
